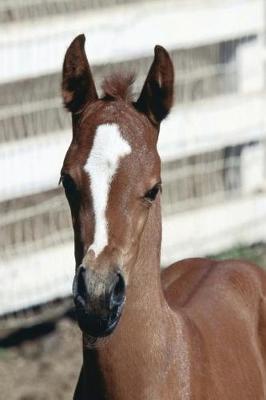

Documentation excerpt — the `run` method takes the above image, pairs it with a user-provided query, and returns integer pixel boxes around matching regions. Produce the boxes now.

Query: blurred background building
[1,0,266,324]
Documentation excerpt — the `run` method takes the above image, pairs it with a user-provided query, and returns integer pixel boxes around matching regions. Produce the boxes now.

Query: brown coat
[60,35,266,400]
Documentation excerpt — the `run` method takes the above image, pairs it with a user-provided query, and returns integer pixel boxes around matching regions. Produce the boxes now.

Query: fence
[1,0,266,317]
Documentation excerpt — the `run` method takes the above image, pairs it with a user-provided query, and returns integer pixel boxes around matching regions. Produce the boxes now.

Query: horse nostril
[109,273,126,310]
[73,266,88,307]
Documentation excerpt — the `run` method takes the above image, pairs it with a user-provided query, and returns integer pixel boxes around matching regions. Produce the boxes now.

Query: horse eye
[144,183,161,203]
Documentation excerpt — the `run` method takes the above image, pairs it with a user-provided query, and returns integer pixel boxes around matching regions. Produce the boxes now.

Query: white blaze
[84,123,131,257]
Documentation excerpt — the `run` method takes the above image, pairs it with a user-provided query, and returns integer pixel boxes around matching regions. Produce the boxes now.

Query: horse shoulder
[162,258,266,396]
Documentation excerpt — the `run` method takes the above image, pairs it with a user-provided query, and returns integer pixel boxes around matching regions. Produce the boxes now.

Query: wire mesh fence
[0,40,243,144]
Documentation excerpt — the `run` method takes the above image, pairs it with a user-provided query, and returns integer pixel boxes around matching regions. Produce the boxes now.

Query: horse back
[162,257,266,311]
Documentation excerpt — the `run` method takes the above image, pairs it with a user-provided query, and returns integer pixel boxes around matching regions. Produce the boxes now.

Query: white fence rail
[2,193,266,315]
[0,0,263,83]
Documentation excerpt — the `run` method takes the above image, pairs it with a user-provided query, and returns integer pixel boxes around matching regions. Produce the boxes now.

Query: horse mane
[101,73,135,102]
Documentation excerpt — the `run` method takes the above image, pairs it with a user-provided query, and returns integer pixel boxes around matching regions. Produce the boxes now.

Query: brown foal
[61,34,266,400]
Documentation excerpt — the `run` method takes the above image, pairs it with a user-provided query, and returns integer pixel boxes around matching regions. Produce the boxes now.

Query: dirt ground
[0,317,82,400]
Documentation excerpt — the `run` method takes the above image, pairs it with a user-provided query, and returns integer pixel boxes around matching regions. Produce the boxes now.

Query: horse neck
[125,196,164,309]
[80,198,186,399]
[104,196,167,340]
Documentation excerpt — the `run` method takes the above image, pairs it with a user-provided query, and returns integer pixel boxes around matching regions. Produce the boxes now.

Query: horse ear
[62,34,98,113]
[135,45,174,125]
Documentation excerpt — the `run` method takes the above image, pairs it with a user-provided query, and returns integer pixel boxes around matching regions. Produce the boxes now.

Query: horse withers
[60,34,266,399]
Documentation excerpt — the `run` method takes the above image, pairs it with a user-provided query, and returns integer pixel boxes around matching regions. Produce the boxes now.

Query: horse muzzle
[72,265,126,337]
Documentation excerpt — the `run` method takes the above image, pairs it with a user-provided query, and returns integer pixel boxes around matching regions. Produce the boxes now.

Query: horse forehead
[83,123,131,258]
[85,123,131,170]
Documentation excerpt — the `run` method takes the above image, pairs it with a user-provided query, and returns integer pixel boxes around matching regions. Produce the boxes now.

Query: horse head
[61,34,174,338]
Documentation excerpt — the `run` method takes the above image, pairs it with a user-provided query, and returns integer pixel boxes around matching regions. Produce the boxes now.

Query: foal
[61,35,266,399]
